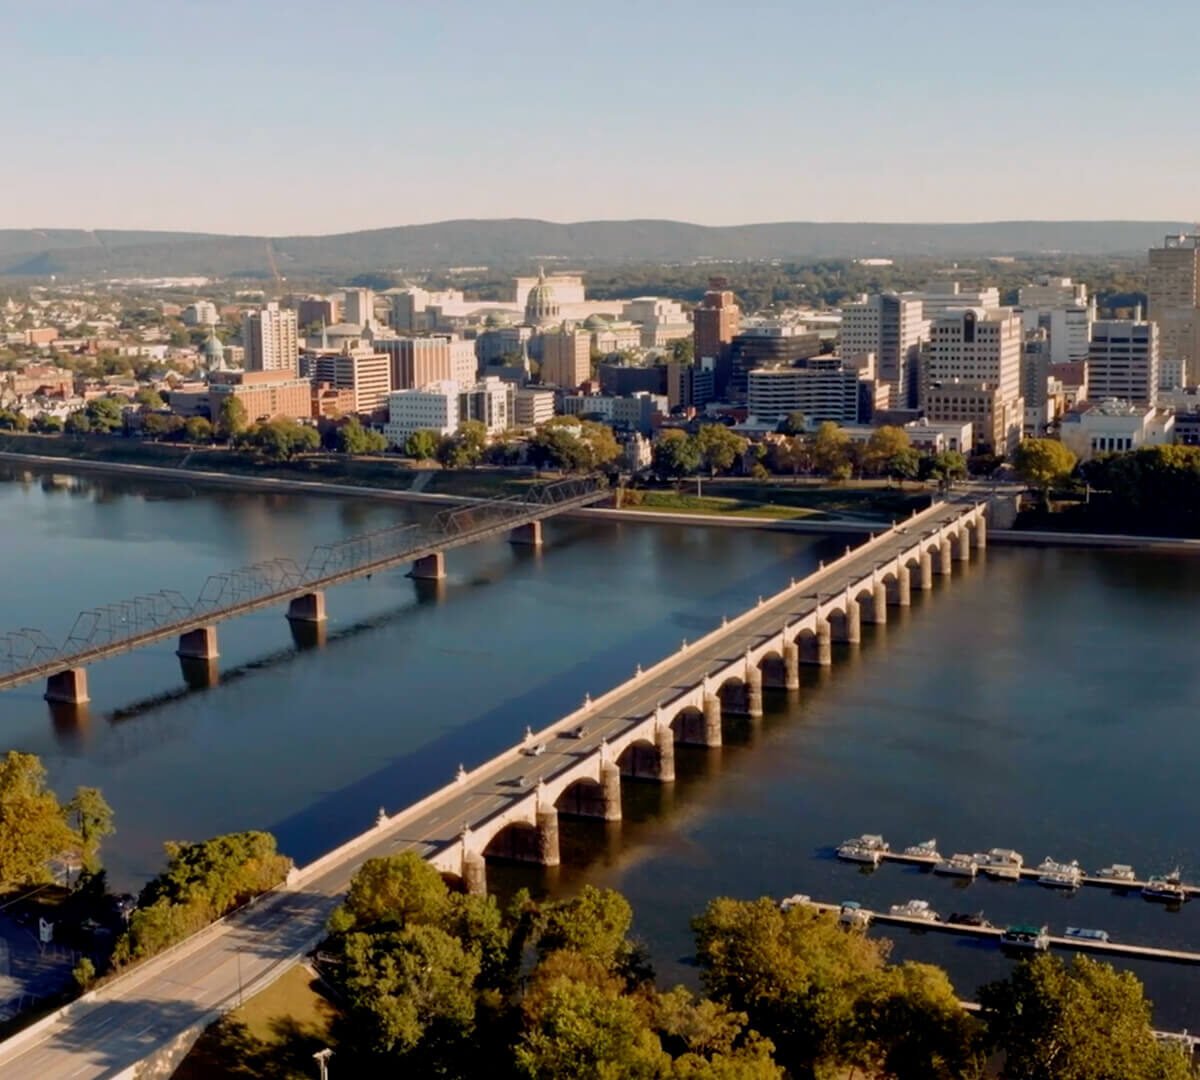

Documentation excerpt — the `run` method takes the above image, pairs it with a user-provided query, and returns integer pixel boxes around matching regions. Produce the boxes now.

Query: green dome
[583,314,610,330]
[202,335,224,362]
[524,266,560,326]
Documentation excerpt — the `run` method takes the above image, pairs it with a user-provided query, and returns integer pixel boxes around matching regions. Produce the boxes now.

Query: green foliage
[529,419,619,473]
[134,387,165,409]
[695,424,747,476]
[72,956,96,991]
[776,410,807,436]
[215,394,248,440]
[979,954,1194,1080]
[31,414,63,433]
[535,886,635,971]
[925,449,967,486]
[1078,444,1200,534]
[183,416,213,443]
[653,429,701,478]
[236,419,320,461]
[811,421,851,476]
[668,337,695,365]
[404,429,440,460]
[140,412,183,440]
[1013,438,1076,498]
[335,416,388,455]
[113,831,290,965]
[865,425,911,477]
[0,751,79,887]
[67,787,114,874]
[0,409,30,432]
[333,853,450,933]
[693,897,889,1076]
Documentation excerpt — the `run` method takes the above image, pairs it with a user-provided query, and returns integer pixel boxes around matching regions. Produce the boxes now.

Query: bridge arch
[617,736,662,780]
[670,705,707,744]
[483,820,541,863]
[756,649,786,689]
[556,777,608,817]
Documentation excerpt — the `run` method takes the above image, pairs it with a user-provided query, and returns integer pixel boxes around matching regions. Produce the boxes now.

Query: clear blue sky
[7,0,1200,234]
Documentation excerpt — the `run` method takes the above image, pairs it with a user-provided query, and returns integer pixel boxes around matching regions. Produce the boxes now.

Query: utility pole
[314,1047,333,1080]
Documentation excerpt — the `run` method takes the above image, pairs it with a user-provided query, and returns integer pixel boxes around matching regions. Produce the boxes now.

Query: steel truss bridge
[0,475,607,693]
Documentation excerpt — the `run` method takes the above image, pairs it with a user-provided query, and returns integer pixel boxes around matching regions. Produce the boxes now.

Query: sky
[5,0,1200,234]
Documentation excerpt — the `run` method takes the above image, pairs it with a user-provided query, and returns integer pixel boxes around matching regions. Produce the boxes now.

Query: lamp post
[314,1047,333,1080]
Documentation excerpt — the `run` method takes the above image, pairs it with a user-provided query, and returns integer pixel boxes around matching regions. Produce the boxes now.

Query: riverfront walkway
[0,497,986,1078]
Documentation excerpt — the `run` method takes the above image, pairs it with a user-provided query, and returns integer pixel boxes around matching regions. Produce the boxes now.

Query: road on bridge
[0,497,980,1079]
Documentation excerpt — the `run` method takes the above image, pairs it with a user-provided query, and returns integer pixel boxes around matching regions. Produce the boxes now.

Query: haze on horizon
[9,0,1200,236]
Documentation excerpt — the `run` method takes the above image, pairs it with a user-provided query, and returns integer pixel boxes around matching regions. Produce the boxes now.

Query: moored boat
[1096,863,1136,883]
[1065,926,1111,942]
[888,899,940,921]
[979,848,1024,879]
[837,834,889,866]
[780,894,811,912]
[838,901,872,928]
[1036,858,1082,889]
[903,839,940,859]
[1143,867,1187,903]
[1001,924,1049,950]
[934,853,978,878]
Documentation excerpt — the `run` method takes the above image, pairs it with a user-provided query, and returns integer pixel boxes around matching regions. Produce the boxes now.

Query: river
[2,462,1198,1028]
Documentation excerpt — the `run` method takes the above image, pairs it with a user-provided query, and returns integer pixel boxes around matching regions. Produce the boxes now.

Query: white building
[182,301,218,327]
[1060,400,1174,461]
[747,361,865,426]
[243,302,299,374]
[621,297,692,348]
[839,293,928,407]
[903,418,973,454]
[514,387,556,427]
[909,281,1001,319]
[342,288,376,330]
[459,376,513,435]
[1087,320,1159,408]
[384,381,461,445]
[1018,276,1088,309]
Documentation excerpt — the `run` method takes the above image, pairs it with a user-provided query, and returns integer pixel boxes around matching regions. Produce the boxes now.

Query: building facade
[208,369,312,423]
[839,293,928,407]
[384,381,461,445]
[307,344,392,415]
[1148,234,1200,388]
[693,279,741,396]
[1087,319,1159,408]
[540,325,591,388]
[244,303,299,374]
[747,361,865,426]
[1060,400,1175,461]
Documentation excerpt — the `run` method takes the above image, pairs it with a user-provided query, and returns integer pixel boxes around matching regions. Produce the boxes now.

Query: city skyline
[8,0,1200,233]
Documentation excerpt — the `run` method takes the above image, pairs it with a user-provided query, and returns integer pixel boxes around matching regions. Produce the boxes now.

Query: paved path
[0,498,979,1078]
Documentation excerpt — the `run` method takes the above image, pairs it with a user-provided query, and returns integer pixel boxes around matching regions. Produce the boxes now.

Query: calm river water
[2,462,1198,1027]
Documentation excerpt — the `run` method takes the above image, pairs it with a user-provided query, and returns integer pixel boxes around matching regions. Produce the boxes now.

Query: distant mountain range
[0,219,1188,279]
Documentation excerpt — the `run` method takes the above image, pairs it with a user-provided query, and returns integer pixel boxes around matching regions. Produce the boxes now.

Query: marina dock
[803,901,1200,966]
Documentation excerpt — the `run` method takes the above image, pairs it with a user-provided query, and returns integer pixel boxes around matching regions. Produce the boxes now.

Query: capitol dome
[202,333,225,369]
[524,267,560,327]
[583,313,610,330]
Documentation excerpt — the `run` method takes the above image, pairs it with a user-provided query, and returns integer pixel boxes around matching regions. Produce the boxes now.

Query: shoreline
[2,449,1197,552]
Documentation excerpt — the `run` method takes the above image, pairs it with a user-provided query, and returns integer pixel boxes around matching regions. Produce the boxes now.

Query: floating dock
[855,848,1199,898]
[804,901,1200,965]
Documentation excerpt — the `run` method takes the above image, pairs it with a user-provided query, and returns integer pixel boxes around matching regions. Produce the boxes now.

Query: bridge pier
[891,565,911,607]
[176,625,219,660]
[919,550,934,590]
[44,668,89,705]
[865,582,888,624]
[509,521,543,547]
[286,591,327,624]
[411,552,446,580]
[745,665,764,718]
[536,806,561,867]
[656,725,676,781]
[703,694,723,745]
[601,762,622,821]
[955,527,971,563]
[815,619,832,665]
[783,642,800,690]
[937,539,953,576]
[973,514,987,550]
[834,598,861,644]
[462,849,487,896]
[179,656,220,690]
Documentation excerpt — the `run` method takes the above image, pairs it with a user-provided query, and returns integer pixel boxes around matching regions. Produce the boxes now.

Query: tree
[340,923,480,1057]
[653,429,701,479]
[335,416,387,455]
[693,897,889,1075]
[1013,438,1076,507]
[405,429,440,461]
[0,752,79,887]
[215,395,248,441]
[457,420,489,462]
[331,853,450,934]
[134,387,165,409]
[695,424,747,476]
[776,411,807,437]
[811,421,850,477]
[580,420,622,470]
[865,425,912,477]
[67,787,114,874]
[668,337,695,365]
[241,419,320,461]
[183,416,213,444]
[72,957,96,991]
[140,412,181,440]
[926,450,967,488]
[64,411,91,435]
[535,886,635,971]
[83,397,125,433]
[31,415,63,433]
[979,954,1193,1080]
[884,447,921,485]
[0,409,30,432]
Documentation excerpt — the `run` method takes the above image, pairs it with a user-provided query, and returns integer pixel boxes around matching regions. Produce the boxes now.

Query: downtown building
[305,342,393,416]
[919,308,1024,454]
[540,324,591,389]
[376,336,477,391]
[839,293,928,408]
[1086,319,1159,408]
[244,302,299,374]
[1148,234,1200,389]
[692,279,741,396]
[747,356,872,427]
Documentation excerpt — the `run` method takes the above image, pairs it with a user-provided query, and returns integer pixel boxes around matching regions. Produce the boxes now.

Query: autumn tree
[811,421,851,478]
[67,787,114,874]
[0,751,79,886]
[696,424,747,476]
[979,954,1193,1080]
[1013,438,1076,506]
[653,429,701,479]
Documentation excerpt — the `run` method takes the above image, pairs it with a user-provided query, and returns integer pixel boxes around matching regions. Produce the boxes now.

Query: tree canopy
[0,751,80,887]
[1013,438,1076,501]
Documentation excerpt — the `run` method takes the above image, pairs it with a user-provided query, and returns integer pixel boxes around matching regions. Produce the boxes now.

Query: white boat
[837,834,889,865]
[1065,926,1111,942]
[888,899,941,922]
[934,853,978,878]
[1036,858,1082,889]
[838,901,872,928]
[979,848,1024,879]
[903,839,940,859]
[1097,863,1137,882]
[780,894,811,912]
[1143,867,1187,903]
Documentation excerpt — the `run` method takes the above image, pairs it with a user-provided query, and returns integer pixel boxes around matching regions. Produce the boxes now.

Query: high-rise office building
[307,343,393,415]
[693,278,741,395]
[376,336,475,391]
[920,308,1024,454]
[1148,234,1200,387]
[840,293,928,407]
[244,302,299,374]
[343,288,376,329]
[540,325,591,389]
[1087,319,1159,408]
